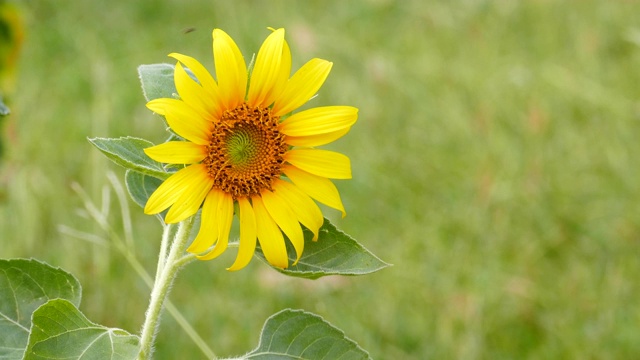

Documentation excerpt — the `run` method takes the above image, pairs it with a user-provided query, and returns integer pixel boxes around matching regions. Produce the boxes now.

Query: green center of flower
[203,103,288,199]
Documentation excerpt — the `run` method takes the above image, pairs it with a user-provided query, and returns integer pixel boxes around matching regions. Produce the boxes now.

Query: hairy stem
[138,217,195,360]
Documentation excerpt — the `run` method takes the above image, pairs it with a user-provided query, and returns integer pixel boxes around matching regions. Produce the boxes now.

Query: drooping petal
[227,197,257,271]
[284,149,352,179]
[169,52,219,94]
[174,62,220,120]
[148,98,211,145]
[261,188,304,264]
[187,188,222,254]
[144,164,206,215]
[273,180,323,241]
[197,191,233,260]
[213,29,247,110]
[144,141,207,164]
[247,28,286,108]
[272,58,332,116]
[164,166,214,223]
[283,164,346,217]
[279,106,357,136]
[285,127,351,147]
[252,195,289,268]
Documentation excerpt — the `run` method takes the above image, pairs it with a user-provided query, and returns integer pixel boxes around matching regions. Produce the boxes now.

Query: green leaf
[0,259,81,360]
[255,218,389,279]
[124,169,163,208]
[138,63,177,101]
[88,136,170,180]
[24,299,139,360]
[0,95,9,116]
[243,309,371,360]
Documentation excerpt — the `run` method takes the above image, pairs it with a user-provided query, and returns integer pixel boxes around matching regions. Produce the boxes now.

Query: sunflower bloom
[143,28,357,270]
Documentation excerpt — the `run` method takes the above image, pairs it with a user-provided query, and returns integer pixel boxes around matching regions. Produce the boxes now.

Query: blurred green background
[2,0,640,358]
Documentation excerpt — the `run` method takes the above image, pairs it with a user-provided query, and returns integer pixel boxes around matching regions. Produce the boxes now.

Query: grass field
[2,0,640,358]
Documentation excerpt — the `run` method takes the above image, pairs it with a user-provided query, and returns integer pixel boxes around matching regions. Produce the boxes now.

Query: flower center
[203,103,288,199]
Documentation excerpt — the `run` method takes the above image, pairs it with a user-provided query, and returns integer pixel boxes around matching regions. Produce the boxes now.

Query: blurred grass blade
[241,309,371,360]
[89,136,170,180]
[255,218,389,279]
[138,63,177,101]
[0,259,82,360]
[24,299,139,360]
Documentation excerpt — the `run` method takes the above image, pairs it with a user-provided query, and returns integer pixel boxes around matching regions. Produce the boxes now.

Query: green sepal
[88,136,170,180]
[255,218,390,279]
[24,299,139,360]
[238,309,372,360]
[0,258,82,360]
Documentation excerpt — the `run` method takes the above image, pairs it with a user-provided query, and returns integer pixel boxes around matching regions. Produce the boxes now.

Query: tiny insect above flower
[143,28,357,270]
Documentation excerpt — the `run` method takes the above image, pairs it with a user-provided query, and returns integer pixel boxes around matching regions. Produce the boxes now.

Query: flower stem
[138,216,195,360]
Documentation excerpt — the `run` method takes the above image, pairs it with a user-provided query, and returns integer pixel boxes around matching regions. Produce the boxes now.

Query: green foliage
[124,169,165,220]
[0,258,81,359]
[88,137,170,180]
[0,259,139,360]
[255,219,389,279]
[24,299,140,360]
[241,309,371,360]
[0,94,8,116]
[138,63,177,101]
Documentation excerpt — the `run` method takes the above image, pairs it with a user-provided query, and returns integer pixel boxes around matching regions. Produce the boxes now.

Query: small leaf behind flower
[138,63,177,101]
[255,218,390,279]
[0,259,81,360]
[241,309,371,360]
[24,299,139,360]
[0,94,9,115]
[89,136,170,180]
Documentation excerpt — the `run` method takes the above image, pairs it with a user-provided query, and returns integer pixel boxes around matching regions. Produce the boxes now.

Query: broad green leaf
[125,169,167,222]
[0,95,9,116]
[138,63,177,101]
[242,309,371,360]
[89,136,170,180]
[124,169,164,208]
[0,259,81,360]
[24,299,139,360]
[255,219,389,279]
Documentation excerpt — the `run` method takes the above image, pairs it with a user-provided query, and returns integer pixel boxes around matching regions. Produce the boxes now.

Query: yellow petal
[169,52,219,97]
[213,29,247,110]
[261,189,304,264]
[144,141,207,164]
[144,164,206,216]
[284,149,351,179]
[174,62,220,120]
[273,180,323,241]
[272,59,332,116]
[263,38,291,108]
[149,98,212,145]
[279,106,357,136]
[285,127,351,147]
[227,197,257,271]
[247,28,286,108]
[252,195,289,268]
[187,188,222,254]
[283,164,346,217]
[165,166,214,223]
[146,98,170,116]
[197,192,233,260]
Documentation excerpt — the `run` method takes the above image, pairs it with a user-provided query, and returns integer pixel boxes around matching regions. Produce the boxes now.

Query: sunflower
[143,28,357,270]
